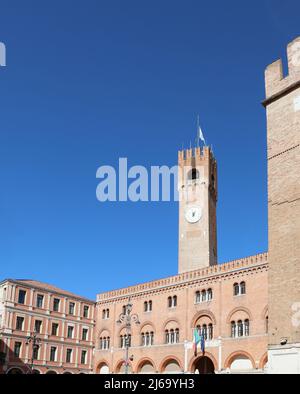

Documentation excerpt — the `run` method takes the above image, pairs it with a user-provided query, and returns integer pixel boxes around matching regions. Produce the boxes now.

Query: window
[240,282,246,295]
[36,294,44,308]
[141,331,154,346]
[51,323,59,336]
[233,283,239,296]
[35,320,42,333]
[195,289,213,303]
[244,319,250,336]
[32,344,39,360]
[265,316,269,334]
[83,305,89,318]
[122,305,126,315]
[102,308,109,319]
[100,337,110,350]
[67,326,74,338]
[196,324,213,340]
[231,319,249,338]
[18,290,26,304]
[50,346,57,362]
[81,350,87,364]
[66,348,72,363]
[168,295,177,308]
[233,282,246,296]
[231,321,236,338]
[16,316,24,331]
[120,334,131,349]
[207,289,213,301]
[53,298,60,312]
[82,328,88,341]
[165,328,179,344]
[144,301,152,312]
[14,342,21,357]
[69,302,75,315]
[188,168,199,181]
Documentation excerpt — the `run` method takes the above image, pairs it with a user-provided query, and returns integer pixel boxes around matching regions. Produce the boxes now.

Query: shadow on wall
[0,338,32,374]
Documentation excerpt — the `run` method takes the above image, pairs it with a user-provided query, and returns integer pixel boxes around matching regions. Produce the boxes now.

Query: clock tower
[178,146,217,273]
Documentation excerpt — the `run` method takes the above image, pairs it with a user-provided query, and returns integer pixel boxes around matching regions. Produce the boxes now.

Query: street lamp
[116,297,140,374]
[25,330,41,374]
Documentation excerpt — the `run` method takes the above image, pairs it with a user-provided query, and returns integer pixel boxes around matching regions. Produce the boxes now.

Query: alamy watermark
[96,158,205,202]
[0,42,6,66]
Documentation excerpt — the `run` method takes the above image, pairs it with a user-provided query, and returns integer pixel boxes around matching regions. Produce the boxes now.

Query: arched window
[265,316,269,334]
[201,290,206,302]
[188,168,199,181]
[150,331,154,345]
[165,330,169,344]
[244,319,249,336]
[208,323,213,340]
[175,328,179,343]
[149,300,152,311]
[202,324,207,340]
[173,295,177,307]
[207,288,213,301]
[144,301,148,312]
[237,320,243,337]
[141,333,145,346]
[240,282,246,295]
[195,291,200,303]
[168,296,172,308]
[231,321,236,338]
[233,283,239,296]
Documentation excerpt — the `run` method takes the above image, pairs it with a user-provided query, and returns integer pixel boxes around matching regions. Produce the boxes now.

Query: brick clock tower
[263,37,300,373]
[178,146,217,273]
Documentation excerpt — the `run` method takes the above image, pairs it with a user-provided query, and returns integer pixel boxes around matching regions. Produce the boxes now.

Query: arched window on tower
[188,168,199,182]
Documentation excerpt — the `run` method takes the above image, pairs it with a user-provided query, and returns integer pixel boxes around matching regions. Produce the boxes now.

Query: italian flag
[193,328,201,356]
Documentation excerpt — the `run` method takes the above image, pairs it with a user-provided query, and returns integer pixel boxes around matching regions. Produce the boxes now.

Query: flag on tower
[198,124,206,145]
[196,115,206,146]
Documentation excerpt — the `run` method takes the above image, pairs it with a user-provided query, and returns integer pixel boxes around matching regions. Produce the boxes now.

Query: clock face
[185,206,202,223]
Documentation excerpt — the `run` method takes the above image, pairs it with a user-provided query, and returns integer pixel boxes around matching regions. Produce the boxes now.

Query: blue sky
[0,0,299,299]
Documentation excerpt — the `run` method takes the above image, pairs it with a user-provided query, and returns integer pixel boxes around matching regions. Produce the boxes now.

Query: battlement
[178,146,215,166]
[96,252,268,302]
[264,36,300,105]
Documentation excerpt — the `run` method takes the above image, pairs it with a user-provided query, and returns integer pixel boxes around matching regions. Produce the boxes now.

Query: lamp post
[116,297,140,374]
[25,330,41,374]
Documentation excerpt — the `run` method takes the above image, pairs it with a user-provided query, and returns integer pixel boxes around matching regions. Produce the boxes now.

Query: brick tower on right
[263,37,300,373]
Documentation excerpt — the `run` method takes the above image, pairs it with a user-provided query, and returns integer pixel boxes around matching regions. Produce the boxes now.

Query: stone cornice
[96,252,268,303]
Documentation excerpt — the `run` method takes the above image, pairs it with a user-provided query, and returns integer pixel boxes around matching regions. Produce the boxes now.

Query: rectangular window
[83,305,89,318]
[35,320,42,333]
[82,328,88,341]
[14,342,22,357]
[16,316,24,331]
[32,345,39,360]
[50,346,56,362]
[53,298,60,312]
[81,350,87,364]
[69,302,75,315]
[66,348,72,363]
[18,290,26,304]
[67,326,74,338]
[51,323,59,336]
[36,294,44,308]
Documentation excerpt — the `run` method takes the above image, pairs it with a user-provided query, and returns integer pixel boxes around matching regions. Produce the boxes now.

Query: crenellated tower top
[264,36,300,106]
